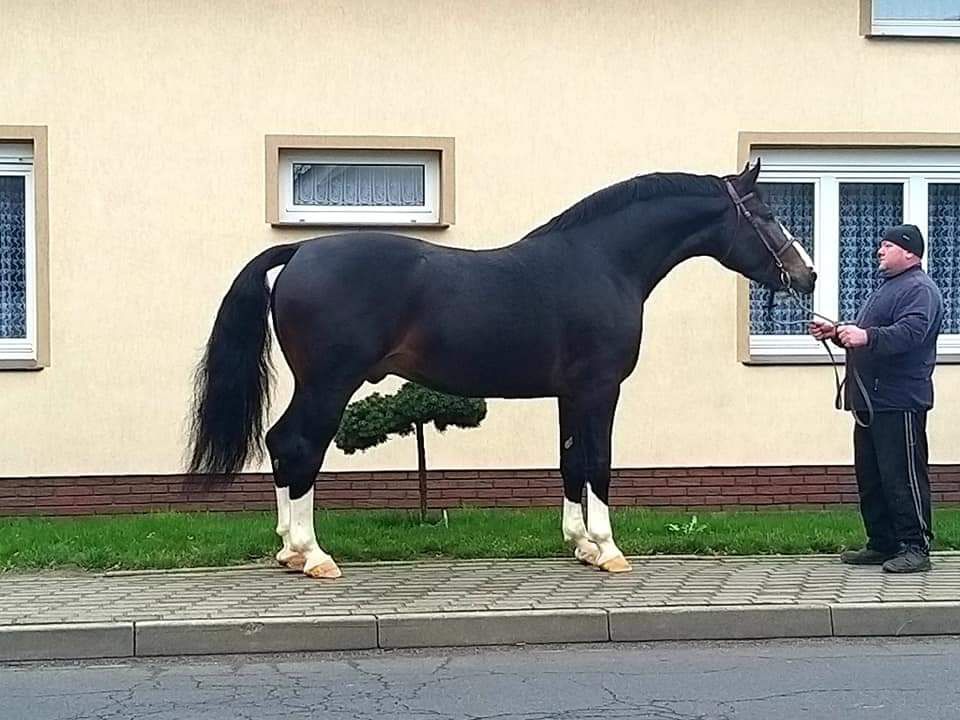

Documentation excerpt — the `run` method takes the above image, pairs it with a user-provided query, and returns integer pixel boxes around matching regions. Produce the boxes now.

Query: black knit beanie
[882,224,924,258]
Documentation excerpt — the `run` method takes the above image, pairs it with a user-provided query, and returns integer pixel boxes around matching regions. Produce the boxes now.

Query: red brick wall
[3,466,960,516]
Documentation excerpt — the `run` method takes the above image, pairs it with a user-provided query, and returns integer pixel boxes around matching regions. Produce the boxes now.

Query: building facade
[3,1,960,514]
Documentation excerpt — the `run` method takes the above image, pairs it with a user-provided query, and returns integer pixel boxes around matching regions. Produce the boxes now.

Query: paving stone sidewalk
[3,554,960,661]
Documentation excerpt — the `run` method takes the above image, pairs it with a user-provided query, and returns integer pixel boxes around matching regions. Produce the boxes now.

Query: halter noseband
[723,179,794,289]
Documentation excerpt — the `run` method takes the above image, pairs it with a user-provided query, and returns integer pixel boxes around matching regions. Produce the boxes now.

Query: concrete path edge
[5,603,960,662]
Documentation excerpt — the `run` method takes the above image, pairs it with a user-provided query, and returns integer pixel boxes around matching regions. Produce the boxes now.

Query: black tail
[187,242,301,479]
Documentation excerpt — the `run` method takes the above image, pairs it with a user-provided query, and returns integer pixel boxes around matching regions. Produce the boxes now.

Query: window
[266,136,454,227]
[280,149,439,225]
[0,141,38,366]
[746,147,960,363]
[863,0,960,37]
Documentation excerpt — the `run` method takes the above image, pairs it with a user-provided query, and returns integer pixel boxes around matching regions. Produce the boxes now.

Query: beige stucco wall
[2,0,959,477]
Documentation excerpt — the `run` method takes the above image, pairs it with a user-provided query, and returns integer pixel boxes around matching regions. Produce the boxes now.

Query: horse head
[718,160,816,295]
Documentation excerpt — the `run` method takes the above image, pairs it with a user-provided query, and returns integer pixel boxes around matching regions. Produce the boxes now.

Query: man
[810,224,943,573]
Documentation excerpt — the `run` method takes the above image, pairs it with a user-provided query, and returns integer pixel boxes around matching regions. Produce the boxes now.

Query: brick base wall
[3,466,960,516]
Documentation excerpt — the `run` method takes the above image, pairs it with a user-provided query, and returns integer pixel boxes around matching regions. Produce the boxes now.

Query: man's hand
[809,319,836,340]
[837,324,869,348]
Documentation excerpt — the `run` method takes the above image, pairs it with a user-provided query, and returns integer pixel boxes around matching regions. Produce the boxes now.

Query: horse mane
[523,172,724,239]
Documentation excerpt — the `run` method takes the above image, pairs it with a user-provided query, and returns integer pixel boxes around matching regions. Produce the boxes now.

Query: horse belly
[381,327,559,399]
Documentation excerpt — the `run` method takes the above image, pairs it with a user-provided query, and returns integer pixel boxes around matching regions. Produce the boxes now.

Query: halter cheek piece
[723,180,794,290]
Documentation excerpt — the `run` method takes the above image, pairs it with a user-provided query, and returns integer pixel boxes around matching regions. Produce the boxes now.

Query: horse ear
[743,159,761,188]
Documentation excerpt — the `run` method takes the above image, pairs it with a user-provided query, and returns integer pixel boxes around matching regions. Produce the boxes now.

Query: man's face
[877,240,915,275]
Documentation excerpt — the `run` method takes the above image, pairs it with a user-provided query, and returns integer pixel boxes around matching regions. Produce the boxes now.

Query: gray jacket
[844,265,944,413]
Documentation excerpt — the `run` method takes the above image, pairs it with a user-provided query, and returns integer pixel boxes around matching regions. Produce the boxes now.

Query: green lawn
[2,508,959,572]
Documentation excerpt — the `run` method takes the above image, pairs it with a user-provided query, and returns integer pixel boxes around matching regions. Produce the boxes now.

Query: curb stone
[831,602,960,637]
[6,604,960,661]
[377,609,609,649]
[0,623,134,662]
[609,604,832,641]
[135,616,378,656]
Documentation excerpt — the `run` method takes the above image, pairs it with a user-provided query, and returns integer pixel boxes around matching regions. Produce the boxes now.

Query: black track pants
[853,411,933,552]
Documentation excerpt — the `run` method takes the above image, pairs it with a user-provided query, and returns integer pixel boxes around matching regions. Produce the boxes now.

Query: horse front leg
[563,498,601,565]
[562,386,632,574]
[559,398,601,565]
[586,477,631,573]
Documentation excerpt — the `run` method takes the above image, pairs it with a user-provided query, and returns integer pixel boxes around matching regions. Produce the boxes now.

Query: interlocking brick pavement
[3,554,960,626]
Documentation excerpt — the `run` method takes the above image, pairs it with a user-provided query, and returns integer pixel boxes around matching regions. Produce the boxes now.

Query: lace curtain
[749,183,815,334]
[0,176,26,339]
[873,0,960,21]
[838,183,902,323]
[293,164,425,207]
[929,183,960,334]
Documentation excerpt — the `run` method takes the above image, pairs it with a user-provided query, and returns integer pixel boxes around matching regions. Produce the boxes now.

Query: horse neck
[603,193,730,294]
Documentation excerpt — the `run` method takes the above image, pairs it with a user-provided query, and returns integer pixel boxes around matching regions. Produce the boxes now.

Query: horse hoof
[574,546,601,566]
[278,553,305,571]
[304,560,342,579]
[599,555,632,573]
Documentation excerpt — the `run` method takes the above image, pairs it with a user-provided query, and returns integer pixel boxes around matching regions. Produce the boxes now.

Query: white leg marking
[289,487,340,577]
[586,484,626,566]
[274,486,299,565]
[563,498,601,565]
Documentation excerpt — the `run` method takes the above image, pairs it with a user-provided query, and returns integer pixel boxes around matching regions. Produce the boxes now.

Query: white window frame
[749,147,960,363]
[866,0,960,37]
[0,142,37,364]
[278,148,441,226]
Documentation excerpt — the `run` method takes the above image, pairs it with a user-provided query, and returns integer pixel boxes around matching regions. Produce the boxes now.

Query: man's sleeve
[866,284,938,356]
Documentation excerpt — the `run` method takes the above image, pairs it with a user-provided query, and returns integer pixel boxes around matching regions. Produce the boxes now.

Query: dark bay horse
[188,161,816,579]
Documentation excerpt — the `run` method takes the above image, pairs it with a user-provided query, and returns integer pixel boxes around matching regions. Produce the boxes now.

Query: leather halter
[723,180,794,288]
[723,180,873,427]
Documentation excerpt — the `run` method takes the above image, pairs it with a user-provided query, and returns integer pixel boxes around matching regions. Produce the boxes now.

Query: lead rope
[770,290,874,429]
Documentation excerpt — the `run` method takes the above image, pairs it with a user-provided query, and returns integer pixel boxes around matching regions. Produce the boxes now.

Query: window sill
[866,21,960,39]
[0,358,44,370]
[742,354,842,366]
[743,336,960,365]
[744,355,960,366]
[270,221,451,230]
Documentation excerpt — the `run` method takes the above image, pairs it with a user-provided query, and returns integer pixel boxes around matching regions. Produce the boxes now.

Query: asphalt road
[4,637,959,720]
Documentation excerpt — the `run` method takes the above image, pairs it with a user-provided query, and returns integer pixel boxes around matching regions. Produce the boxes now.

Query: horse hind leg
[288,485,341,579]
[266,382,358,579]
[273,485,304,570]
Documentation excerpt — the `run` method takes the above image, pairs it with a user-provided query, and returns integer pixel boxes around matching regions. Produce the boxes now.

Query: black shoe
[840,547,896,565]
[882,546,931,574]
